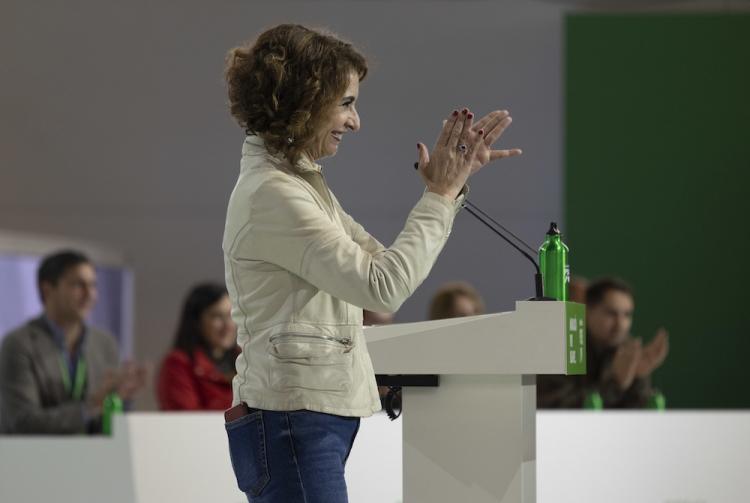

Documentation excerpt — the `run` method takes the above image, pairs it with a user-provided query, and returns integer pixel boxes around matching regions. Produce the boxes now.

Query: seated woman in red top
[158,283,239,410]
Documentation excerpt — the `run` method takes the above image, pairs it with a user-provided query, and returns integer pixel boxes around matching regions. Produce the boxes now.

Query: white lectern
[365,300,585,503]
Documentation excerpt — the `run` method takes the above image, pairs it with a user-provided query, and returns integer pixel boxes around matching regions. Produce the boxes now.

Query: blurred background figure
[568,276,588,304]
[157,283,238,411]
[428,281,486,320]
[363,310,394,326]
[0,250,146,434]
[537,277,670,409]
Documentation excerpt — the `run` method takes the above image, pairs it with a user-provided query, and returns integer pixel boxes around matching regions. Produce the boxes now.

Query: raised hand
[417,108,484,200]
[86,369,117,417]
[468,110,522,174]
[116,361,148,401]
[610,338,642,390]
[636,328,670,378]
[86,362,148,418]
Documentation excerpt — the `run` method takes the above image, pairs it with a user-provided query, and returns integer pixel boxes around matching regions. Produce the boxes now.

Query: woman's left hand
[466,110,523,174]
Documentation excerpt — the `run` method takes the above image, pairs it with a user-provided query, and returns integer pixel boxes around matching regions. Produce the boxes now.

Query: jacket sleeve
[329,194,387,255]
[157,352,202,411]
[339,210,387,255]
[232,175,463,313]
[0,334,87,434]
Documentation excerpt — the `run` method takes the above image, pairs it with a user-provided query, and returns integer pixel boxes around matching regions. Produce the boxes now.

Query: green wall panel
[565,13,750,408]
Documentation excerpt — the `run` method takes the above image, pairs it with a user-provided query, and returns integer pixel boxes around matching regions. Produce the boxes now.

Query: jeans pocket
[225,411,270,497]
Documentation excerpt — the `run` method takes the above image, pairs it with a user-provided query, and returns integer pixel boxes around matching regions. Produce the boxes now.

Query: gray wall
[1,0,565,409]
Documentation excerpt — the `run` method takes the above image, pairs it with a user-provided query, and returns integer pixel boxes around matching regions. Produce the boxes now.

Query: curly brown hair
[225,24,368,166]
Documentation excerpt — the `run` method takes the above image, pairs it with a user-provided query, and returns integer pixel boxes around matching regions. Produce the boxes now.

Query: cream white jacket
[223,136,463,417]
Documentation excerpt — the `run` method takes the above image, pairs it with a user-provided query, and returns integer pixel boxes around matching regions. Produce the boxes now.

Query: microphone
[414,162,553,301]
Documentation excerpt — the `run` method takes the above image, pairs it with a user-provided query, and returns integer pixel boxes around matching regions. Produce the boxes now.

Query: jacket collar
[242,135,321,173]
[40,314,88,351]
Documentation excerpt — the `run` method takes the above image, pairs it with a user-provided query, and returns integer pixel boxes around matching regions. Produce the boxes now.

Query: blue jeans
[225,408,360,503]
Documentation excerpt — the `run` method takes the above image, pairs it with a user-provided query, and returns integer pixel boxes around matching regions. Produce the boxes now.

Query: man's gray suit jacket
[0,317,119,434]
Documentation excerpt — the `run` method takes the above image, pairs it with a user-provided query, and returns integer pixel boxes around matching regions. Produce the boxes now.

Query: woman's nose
[346,111,360,132]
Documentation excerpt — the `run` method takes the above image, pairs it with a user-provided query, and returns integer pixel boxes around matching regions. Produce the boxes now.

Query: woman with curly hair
[222,24,521,502]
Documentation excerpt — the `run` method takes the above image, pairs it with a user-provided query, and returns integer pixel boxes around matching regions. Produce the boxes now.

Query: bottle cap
[546,222,561,236]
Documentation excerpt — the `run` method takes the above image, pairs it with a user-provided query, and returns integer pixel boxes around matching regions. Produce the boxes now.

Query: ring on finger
[457,143,468,153]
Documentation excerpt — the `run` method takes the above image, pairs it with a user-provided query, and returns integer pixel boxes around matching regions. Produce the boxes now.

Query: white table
[0,411,748,503]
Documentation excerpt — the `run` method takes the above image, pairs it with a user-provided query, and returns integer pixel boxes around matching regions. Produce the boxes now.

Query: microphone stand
[412,162,553,300]
[461,199,554,301]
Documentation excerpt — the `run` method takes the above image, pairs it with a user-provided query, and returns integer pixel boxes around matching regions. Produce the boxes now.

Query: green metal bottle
[102,392,124,436]
[583,391,603,410]
[538,222,570,301]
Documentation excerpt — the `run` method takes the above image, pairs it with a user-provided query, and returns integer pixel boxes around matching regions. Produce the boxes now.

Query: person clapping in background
[537,277,669,409]
[0,250,146,434]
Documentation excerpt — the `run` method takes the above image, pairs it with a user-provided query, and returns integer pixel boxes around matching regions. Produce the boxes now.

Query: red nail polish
[478,129,484,135]
[467,113,474,119]
[462,109,468,115]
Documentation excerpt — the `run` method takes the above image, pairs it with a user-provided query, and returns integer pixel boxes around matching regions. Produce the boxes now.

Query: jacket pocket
[225,411,270,497]
[268,333,353,392]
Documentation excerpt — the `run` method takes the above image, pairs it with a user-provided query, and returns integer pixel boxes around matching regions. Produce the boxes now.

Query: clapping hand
[467,110,523,175]
[636,328,670,378]
[417,108,522,200]
[610,329,670,390]
[86,361,148,417]
[610,338,642,390]
[115,361,148,401]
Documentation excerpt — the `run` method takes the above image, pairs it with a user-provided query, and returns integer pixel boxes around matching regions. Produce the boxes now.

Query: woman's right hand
[417,108,521,200]
[417,109,480,200]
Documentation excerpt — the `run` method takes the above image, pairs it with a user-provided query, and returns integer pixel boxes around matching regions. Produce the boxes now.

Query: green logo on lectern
[565,302,586,375]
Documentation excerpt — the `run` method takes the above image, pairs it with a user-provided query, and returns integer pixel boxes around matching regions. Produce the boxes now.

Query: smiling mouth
[331,132,343,143]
